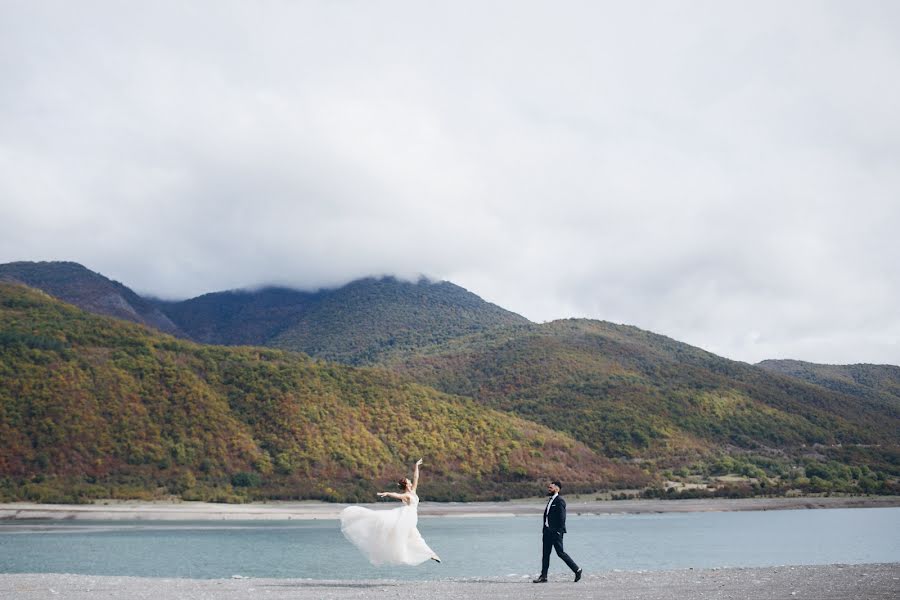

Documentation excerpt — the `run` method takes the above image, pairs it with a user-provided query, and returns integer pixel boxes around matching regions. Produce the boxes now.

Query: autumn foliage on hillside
[0,284,643,503]
[391,320,900,494]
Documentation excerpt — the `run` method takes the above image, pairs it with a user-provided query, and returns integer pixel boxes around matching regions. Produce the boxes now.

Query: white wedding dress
[340,493,438,566]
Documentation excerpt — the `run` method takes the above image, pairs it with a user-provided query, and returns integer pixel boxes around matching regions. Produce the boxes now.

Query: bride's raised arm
[412,459,423,493]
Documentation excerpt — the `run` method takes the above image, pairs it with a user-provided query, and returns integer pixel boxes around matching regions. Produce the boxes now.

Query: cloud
[1,1,898,364]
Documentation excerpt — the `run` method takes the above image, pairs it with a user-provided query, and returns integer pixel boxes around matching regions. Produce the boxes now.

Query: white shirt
[544,493,558,527]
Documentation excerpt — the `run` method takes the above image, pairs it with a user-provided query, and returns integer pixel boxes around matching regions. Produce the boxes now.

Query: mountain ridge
[6,261,895,369]
[0,261,183,336]
[1,262,531,365]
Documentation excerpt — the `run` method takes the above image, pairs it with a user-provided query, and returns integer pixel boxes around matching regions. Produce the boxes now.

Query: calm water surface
[1,507,898,580]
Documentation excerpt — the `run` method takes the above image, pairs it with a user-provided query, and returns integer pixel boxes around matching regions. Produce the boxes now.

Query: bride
[340,459,441,566]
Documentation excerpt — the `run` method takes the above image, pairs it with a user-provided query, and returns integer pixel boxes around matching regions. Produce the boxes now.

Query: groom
[533,480,582,583]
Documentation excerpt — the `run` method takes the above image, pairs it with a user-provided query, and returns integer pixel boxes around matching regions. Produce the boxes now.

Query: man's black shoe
[574,568,583,582]
[532,577,547,583]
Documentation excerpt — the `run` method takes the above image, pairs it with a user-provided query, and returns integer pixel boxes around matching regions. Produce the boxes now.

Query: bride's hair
[397,478,410,491]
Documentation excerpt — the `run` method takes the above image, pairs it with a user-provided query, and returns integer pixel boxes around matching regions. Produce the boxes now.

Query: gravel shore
[2,564,898,600]
[2,496,898,521]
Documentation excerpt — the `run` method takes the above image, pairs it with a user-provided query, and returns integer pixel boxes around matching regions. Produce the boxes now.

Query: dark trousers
[540,526,579,576]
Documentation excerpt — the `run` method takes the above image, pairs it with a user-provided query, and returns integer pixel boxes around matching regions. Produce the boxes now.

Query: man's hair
[551,480,562,489]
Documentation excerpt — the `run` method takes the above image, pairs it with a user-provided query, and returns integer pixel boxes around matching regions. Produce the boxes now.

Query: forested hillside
[0,283,640,503]
[265,277,531,364]
[154,286,314,346]
[390,319,900,494]
[757,359,900,411]
[158,276,531,364]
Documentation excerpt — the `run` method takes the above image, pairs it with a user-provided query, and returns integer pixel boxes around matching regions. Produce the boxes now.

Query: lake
[1,507,898,580]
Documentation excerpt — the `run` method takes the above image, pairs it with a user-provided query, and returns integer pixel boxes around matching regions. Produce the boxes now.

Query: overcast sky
[1,2,898,365]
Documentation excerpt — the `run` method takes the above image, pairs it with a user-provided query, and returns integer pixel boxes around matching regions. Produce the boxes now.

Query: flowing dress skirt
[340,503,437,566]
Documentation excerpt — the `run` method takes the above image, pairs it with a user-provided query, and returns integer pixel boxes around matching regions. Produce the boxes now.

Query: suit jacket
[543,494,567,533]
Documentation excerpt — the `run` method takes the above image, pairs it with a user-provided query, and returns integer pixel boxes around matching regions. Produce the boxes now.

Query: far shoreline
[1,495,898,521]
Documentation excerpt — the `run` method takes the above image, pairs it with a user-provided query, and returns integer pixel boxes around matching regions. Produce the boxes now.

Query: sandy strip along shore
[1,495,898,521]
[1,564,898,600]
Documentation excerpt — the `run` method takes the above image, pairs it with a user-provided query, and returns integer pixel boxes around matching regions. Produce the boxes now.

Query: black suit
[540,494,580,577]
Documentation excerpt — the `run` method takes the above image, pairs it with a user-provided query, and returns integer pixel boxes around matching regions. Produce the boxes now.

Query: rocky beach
[2,563,898,600]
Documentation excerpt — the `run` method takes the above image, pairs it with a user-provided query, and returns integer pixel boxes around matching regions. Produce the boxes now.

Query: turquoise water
[0,507,898,580]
